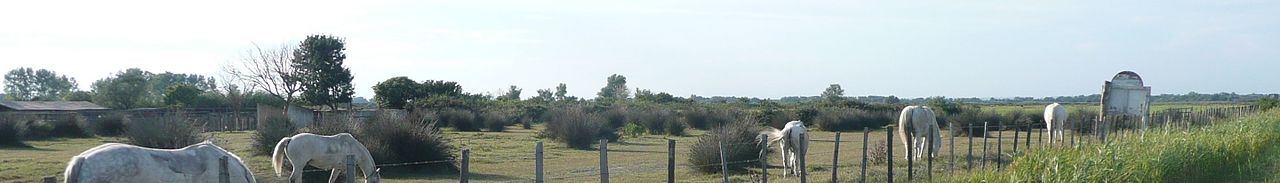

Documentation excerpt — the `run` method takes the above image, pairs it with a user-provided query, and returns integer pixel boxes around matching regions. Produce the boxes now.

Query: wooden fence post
[345,155,356,183]
[220,156,230,183]
[967,124,973,169]
[981,122,989,169]
[461,149,470,183]
[1025,125,1031,148]
[861,128,869,183]
[758,135,768,183]
[719,140,729,183]
[536,141,544,183]
[600,139,609,183]
[671,139,678,183]
[1013,124,1020,153]
[997,123,1003,169]
[800,142,808,183]
[887,127,894,183]
[43,176,55,183]
[908,124,914,182]
[927,129,934,181]
[831,132,841,183]
[1037,123,1043,146]
[949,123,955,174]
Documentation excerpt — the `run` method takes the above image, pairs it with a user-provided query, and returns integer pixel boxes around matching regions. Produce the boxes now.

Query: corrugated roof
[0,101,110,111]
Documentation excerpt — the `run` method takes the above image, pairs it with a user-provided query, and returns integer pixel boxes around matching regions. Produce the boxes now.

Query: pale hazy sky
[2,0,1276,99]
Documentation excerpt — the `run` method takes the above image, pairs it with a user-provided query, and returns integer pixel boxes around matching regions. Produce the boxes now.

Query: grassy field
[1,126,1062,182]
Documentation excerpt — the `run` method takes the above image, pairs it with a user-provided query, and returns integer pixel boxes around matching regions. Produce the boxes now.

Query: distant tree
[533,89,554,102]
[635,88,680,103]
[420,80,464,97]
[596,74,629,101]
[3,68,78,101]
[372,76,420,109]
[1259,97,1279,111]
[92,68,152,109]
[821,84,845,103]
[554,83,569,101]
[498,85,522,101]
[925,96,961,114]
[293,35,354,110]
[163,84,203,108]
[223,43,302,115]
[885,95,901,104]
[62,91,93,101]
[147,72,217,105]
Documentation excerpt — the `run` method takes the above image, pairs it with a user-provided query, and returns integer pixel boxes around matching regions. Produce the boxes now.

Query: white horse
[273,133,381,183]
[765,120,809,177]
[64,141,255,183]
[898,106,941,160]
[1044,103,1069,144]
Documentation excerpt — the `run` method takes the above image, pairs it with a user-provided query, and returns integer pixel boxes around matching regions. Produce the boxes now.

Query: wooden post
[1070,119,1077,146]
[1013,124,1020,153]
[1025,125,1031,148]
[719,140,729,183]
[800,145,808,183]
[758,135,768,183]
[997,123,1003,169]
[981,122,988,169]
[220,156,230,183]
[831,132,840,183]
[887,127,894,183]
[345,155,356,183]
[43,176,55,183]
[461,149,470,183]
[949,123,955,174]
[927,129,934,181]
[861,128,869,183]
[671,139,678,183]
[600,139,609,183]
[536,141,545,183]
[967,125,973,169]
[1037,123,1043,146]
[907,124,914,182]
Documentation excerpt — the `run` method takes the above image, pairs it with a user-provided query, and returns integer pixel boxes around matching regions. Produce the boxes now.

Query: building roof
[0,101,110,111]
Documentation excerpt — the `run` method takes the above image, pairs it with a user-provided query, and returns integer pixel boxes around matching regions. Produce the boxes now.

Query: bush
[252,116,296,155]
[46,114,90,138]
[1259,97,1279,111]
[126,113,205,149]
[91,113,128,136]
[621,123,644,138]
[687,119,765,173]
[680,108,739,130]
[600,107,628,129]
[437,108,480,132]
[629,108,685,136]
[813,108,894,132]
[946,109,1001,137]
[0,114,28,147]
[357,111,458,172]
[478,110,513,132]
[303,115,356,136]
[542,107,611,149]
[868,141,888,165]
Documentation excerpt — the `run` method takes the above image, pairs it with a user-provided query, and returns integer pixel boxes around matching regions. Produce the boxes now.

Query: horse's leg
[780,144,789,177]
[290,160,306,183]
[328,169,342,183]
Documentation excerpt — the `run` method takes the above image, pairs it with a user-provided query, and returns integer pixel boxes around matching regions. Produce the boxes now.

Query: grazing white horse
[898,106,941,160]
[64,141,255,183]
[273,133,381,183]
[764,120,809,177]
[1044,103,1069,144]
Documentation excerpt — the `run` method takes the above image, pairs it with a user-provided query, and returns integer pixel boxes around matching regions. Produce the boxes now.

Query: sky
[1,0,1277,99]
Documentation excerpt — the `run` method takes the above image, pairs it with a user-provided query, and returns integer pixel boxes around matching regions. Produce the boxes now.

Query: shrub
[1259,97,1279,111]
[680,108,739,130]
[600,107,628,129]
[0,114,28,147]
[478,110,513,132]
[629,108,684,136]
[16,119,53,139]
[621,123,644,137]
[1067,107,1099,133]
[542,107,611,149]
[252,116,296,155]
[868,141,888,165]
[813,108,894,132]
[303,115,356,136]
[46,114,90,138]
[946,109,1001,137]
[126,113,205,149]
[356,111,458,172]
[91,113,128,136]
[687,119,765,173]
[437,108,480,132]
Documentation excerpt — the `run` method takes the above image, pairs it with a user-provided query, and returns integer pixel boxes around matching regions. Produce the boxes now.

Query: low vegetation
[542,107,609,149]
[251,116,295,155]
[687,119,765,173]
[125,113,206,149]
[356,111,458,172]
[813,108,894,132]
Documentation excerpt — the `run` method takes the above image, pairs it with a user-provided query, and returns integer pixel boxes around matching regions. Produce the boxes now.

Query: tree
[554,83,569,101]
[293,35,355,110]
[821,84,845,103]
[163,84,203,108]
[92,69,152,109]
[372,76,420,109]
[223,43,302,114]
[419,80,463,97]
[498,85,522,101]
[596,74,629,101]
[885,95,901,104]
[147,72,216,105]
[3,68,77,101]
[62,91,93,101]
[533,89,554,102]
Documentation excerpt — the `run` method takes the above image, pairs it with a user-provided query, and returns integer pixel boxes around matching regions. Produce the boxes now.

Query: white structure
[1098,71,1151,140]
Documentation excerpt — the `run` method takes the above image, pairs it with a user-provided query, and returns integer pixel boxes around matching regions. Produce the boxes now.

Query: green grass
[939,109,1280,182]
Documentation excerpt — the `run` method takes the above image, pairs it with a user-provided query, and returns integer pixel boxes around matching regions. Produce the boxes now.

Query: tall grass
[941,109,1280,182]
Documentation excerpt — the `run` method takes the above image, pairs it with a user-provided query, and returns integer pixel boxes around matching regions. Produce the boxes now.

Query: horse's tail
[272,137,292,177]
[761,127,785,145]
[64,156,85,183]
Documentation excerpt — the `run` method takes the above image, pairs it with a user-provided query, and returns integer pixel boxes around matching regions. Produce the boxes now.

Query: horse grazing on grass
[64,141,255,183]
[898,106,941,160]
[1044,103,1069,144]
[273,133,381,183]
[765,120,809,177]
